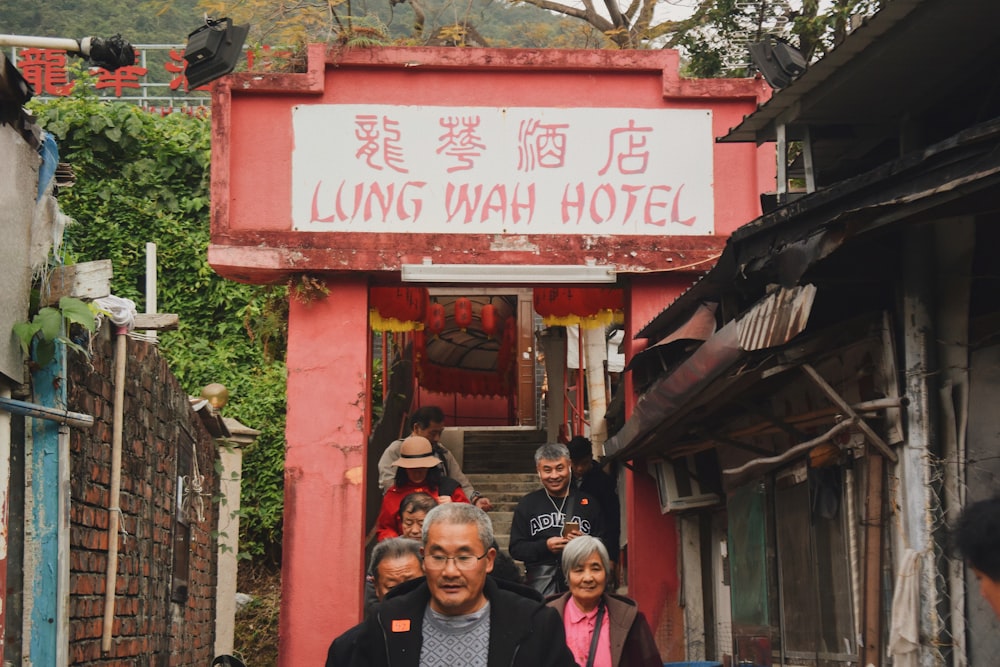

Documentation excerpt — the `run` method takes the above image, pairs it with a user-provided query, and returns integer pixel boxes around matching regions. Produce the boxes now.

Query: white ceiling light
[401,261,616,284]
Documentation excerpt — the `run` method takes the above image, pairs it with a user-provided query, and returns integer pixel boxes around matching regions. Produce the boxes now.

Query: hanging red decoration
[426,302,446,336]
[369,287,428,332]
[411,308,519,398]
[454,297,473,330]
[480,303,497,337]
[532,288,624,329]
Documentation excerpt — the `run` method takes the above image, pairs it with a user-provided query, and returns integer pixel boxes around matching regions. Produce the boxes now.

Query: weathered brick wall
[66,323,218,666]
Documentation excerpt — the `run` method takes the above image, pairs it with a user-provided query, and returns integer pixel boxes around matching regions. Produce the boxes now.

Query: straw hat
[395,436,441,469]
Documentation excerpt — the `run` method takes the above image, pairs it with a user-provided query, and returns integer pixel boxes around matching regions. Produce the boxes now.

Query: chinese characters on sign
[14,47,188,98]
[9,44,288,111]
[293,105,714,235]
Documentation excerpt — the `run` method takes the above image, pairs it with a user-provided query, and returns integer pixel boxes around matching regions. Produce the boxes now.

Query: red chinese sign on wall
[293,104,714,235]
[9,45,292,110]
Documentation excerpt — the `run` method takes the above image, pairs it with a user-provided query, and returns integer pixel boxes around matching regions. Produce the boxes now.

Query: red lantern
[369,287,427,331]
[454,297,473,330]
[480,303,497,337]
[532,288,623,327]
[426,302,446,336]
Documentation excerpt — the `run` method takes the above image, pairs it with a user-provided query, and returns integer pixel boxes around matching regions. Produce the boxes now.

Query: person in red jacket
[375,436,470,541]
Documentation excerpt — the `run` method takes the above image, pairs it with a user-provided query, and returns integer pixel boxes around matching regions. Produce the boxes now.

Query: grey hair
[534,443,570,465]
[561,535,611,584]
[422,502,494,552]
[369,537,422,581]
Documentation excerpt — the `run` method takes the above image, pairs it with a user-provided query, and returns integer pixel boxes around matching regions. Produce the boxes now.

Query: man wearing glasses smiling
[349,503,575,666]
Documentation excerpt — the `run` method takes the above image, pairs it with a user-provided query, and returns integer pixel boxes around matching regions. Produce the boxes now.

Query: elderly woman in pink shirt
[546,535,661,667]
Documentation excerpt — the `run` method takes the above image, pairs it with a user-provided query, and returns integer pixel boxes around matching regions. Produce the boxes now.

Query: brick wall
[66,323,219,666]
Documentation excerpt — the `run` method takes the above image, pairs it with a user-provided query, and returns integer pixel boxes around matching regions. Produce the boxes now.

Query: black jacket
[508,488,605,567]
[576,461,621,561]
[348,576,576,667]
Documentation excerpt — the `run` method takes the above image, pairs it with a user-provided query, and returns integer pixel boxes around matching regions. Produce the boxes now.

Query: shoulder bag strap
[584,601,606,667]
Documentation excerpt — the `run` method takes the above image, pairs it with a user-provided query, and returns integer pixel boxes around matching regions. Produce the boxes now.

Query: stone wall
[66,322,218,665]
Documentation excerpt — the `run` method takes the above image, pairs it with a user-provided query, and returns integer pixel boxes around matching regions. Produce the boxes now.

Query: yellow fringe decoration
[540,309,624,330]
[369,310,425,332]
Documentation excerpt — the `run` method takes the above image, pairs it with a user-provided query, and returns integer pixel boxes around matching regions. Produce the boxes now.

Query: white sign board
[292,105,714,235]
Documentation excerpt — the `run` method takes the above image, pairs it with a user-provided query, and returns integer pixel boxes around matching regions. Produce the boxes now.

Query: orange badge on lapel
[581,498,589,505]
[392,619,411,632]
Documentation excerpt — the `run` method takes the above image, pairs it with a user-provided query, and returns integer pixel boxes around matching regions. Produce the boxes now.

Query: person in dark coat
[347,503,577,666]
[509,443,605,597]
[953,495,1000,619]
[325,538,423,666]
[546,535,661,667]
[567,436,621,570]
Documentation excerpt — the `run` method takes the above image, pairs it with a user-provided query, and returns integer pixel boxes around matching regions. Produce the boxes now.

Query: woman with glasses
[375,436,470,541]
[547,535,661,667]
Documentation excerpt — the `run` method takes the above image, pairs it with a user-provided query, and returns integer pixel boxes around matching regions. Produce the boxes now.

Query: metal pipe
[101,327,128,653]
[0,34,83,51]
[723,418,855,478]
[0,397,93,429]
[583,326,608,450]
[145,243,157,342]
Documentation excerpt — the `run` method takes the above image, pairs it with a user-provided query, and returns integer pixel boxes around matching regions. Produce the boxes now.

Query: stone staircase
[459,429,548,555]
[461,428,547,475]
[466,473,540,554]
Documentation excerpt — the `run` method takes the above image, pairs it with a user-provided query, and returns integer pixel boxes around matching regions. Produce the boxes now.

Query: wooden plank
[861,453,884,666]
[132,313,179,331]
[801,364,898,462]
[41,260,112,306]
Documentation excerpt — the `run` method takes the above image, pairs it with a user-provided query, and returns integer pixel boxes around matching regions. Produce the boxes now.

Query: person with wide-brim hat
[374,436,471,541]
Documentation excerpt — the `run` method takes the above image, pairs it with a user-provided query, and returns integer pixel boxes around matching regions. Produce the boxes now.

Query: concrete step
[466,473,539,485]
[461,429,548,474]
[464,470,543,560]
[462,429,548,445]
[462,446,535,475]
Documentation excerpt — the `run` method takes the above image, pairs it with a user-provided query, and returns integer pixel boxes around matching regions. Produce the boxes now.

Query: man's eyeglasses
[423,552,489,571]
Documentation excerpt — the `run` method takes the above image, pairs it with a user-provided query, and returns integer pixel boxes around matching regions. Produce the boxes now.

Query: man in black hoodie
[346,503,575,666]
[509,442,605,597]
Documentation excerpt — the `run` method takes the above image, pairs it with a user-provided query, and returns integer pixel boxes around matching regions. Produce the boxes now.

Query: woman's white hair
[561,534,611,583]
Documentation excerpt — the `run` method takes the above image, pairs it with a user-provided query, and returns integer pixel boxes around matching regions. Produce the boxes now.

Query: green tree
[30,80,288,562]
[0,0,203,45]
[677,0,883,78]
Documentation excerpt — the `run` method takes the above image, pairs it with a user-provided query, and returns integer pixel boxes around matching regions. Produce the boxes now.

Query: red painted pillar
[623,275,689,660]
[280,275,370,666]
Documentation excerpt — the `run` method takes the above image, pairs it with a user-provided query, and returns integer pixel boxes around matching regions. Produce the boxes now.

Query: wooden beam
[668,397,907,457]
[861,453,884,666]
[41,260,112,306]
[800,364,898,462]
[722,418,855,478]
[132,313,179,331]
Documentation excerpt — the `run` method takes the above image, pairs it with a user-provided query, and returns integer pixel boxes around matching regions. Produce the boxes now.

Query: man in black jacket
[347,503,575,666]
[567,436,621,570]
[509,443,605,597]
[325,538,423,666]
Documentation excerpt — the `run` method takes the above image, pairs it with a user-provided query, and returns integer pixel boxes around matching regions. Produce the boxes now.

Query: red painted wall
[209,46,772,283]
[623,275,691,660]
[282,278,370,664]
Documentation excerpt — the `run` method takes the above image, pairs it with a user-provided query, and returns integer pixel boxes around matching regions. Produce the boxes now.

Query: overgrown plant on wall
[29,81,287,563]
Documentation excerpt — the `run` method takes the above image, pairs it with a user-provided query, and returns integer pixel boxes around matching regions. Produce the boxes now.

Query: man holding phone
[509,443,606,597]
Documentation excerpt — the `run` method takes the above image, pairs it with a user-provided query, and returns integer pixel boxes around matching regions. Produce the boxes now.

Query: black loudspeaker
[183,18,250,90]
[749,37,807,89]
